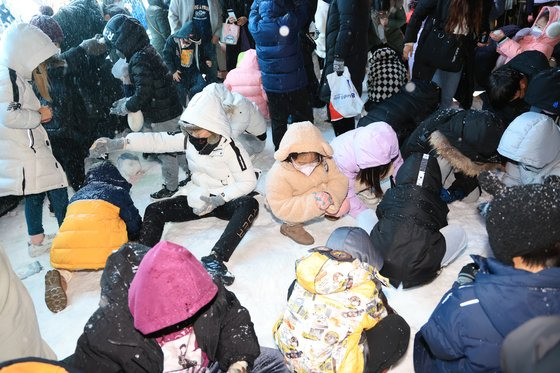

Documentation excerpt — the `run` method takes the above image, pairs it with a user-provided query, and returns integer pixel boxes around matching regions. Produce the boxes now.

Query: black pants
[50,137,88,191]
[266,87,313,150]
[365,314,410,372]
[140,195,259,261]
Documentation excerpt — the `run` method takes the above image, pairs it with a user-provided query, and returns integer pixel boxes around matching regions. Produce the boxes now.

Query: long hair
[357,161,393,197]
[445,0,483,35]
[32,62,51,102]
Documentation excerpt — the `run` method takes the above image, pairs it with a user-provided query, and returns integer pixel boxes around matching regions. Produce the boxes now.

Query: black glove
[478,170,507,197]
[456,263,479,286]
[80,34,107,56]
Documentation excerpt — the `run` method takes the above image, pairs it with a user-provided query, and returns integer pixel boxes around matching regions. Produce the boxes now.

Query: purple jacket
[330,122,403,217]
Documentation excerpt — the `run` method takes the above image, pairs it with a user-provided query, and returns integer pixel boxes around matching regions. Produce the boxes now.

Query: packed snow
[1,106,492,371]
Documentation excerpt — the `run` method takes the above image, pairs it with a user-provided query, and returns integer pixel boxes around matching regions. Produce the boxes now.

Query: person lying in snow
[274,227,410,373]
[45,160,142,313]
[89,91,258,286]
[371,153,467,289]
[414,183,560,372]
[67,241,289,373]
[266,121,349,245]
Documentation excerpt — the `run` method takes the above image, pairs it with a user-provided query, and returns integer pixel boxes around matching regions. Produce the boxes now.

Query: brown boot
[280,223,315,245]
[45,270,67,313]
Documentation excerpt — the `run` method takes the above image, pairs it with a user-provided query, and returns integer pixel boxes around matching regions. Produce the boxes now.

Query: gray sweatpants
[150,117,188,191]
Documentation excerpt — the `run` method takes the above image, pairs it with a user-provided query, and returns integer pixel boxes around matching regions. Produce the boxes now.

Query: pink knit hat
[128,241,218,335]
[29,14,64,45]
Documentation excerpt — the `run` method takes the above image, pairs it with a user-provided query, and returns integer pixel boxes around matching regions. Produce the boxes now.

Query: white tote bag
[327,67,364,118]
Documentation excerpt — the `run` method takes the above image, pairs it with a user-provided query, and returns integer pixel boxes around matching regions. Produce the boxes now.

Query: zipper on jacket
[22,169,26,195]
[27,129,36,153]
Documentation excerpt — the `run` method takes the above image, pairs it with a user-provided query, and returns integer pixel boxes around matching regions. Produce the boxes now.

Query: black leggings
[140,195,259,261]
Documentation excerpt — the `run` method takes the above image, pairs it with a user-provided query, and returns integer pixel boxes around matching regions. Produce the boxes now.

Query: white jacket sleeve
[125,131,186,153]
[220,141,257,202]
[0,76,41,130]
[245,104,267,137]
[168,0,181,34]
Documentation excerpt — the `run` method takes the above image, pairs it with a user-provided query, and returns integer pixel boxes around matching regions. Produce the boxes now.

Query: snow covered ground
[0,107,493,371]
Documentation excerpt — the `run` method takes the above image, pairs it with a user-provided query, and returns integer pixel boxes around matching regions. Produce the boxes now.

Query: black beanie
[487,184,560,264]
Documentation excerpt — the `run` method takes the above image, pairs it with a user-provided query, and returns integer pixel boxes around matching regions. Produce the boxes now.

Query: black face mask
[188,135,220,155]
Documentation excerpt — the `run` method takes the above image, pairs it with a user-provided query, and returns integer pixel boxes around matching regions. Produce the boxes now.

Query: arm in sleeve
[219,141,258,201]
[333,0,355,59]
[126,59,156,113]
[388,6,407,30]
[163,37,179,73]
[248,1,263,38]
[125,131,186,153]
[156,8,171,39]
[324,159,349,211]
[403,0,437,43]
[0,78,41,129]
[118,194,142,240]
[60,46,90,76]
[168,0,181,34]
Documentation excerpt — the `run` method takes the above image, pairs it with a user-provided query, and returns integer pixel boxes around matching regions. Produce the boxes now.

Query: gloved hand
[79,34,108,56]
[333,58,345,76]
[456,263,479,286]
[200,195,226,210]
[477,201,491,219]
[440,187,465,204]
[110,98,129,116]
[313,191,333,210]
[89,137,126,158]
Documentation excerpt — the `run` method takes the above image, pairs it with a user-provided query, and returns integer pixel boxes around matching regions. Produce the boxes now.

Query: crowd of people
[1,0,560,372]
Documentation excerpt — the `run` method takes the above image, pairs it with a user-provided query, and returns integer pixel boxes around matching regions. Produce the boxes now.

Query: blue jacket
[248,0,308,93]
[70,162,142,240]
[414,255,560,372]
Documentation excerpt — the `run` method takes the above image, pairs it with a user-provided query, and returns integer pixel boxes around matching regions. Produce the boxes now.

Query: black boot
[201,253,235,286]
[150,185,177,200]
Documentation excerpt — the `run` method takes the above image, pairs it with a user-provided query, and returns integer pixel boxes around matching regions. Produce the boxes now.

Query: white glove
[110,98,129,116]
[89,137,126,158]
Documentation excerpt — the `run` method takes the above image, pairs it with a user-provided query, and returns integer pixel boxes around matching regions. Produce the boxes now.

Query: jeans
[431,68,463,109]
[25,187,68,235]
[207,347,289,373]
[150,116,188,191]
[176,71,208,107]
[140,195,259,261]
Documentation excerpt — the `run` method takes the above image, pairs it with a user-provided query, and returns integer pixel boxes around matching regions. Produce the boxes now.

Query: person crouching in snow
[202,83,267,156]
[69,241,289,373]
[371,153,467,289]
[274,227,410,373]
[0,23,69,258]
[266,122,349,245]
[163,21,210,107]
[89,92,258,285]
[45,160,141,313]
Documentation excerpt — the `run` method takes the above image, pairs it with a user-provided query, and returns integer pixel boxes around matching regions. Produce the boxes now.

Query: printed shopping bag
[220,23,240,45]
[327,67,364,119]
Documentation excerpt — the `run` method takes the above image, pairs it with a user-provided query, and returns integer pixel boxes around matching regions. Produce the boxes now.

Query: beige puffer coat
[266,122,348,223]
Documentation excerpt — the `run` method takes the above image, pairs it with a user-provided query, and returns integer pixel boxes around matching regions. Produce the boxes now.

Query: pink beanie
[128,241,218,335]
[29,14,64,45]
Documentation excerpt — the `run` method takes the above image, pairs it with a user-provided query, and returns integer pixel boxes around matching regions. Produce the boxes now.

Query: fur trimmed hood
[274,122,333,161]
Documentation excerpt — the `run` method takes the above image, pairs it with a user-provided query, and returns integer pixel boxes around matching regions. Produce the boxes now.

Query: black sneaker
[150,185,177,200]
[201,254,235,286]
[178,173,191,188]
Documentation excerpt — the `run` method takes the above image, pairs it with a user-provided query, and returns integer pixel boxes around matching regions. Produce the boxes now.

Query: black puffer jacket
[104,15,182,123]
[358,79,440,145]
[371,153,448,288]
[69,243,261,372]
[319,0,370,101]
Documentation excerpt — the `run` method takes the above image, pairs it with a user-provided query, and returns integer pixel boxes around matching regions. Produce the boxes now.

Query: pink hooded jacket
[224,49,270,119]
[128,241,218,335]
[497,6,560,63]
[330,122,403,218]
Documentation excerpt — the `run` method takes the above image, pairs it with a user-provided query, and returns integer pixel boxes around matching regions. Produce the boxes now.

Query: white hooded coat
[0,23,68,196]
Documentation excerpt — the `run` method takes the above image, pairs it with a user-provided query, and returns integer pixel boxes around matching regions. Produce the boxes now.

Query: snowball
[127,110,144,132]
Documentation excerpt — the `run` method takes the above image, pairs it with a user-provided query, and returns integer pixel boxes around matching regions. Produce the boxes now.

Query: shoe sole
[45,270,67,313]
[280,226,315,245]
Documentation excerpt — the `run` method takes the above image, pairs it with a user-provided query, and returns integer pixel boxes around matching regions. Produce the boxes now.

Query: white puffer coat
[0,23,68,197]
[125,91,257,210]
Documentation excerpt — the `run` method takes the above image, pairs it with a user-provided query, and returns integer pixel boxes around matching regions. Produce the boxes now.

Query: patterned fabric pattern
[366,47,407,103]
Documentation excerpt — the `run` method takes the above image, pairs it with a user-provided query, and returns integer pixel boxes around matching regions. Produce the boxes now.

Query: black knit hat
[487,184,560,264]
[525,68,560,115]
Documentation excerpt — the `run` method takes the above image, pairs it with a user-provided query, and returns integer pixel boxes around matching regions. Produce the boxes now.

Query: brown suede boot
[280,223,315,245]
[45,270,67,313]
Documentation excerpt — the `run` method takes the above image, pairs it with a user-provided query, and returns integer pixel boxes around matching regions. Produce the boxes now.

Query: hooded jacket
[0,23,68,197]
[52,0,105,53]
[162,21,211,75]
[371,153,449,288]
[223,49,270,119]
[414,255,560,372]
[103,15,182,123]
[497,6,560,63]
[274,247,387,373]
[146,0,171,55]
[358,79,441,145]
[266,121,349,223]
[498,112,560,187]
[249,0,309,93]
[125,91,257,210]
[330,122,404,217]
[70,242,260,372]
[50,162,142,270]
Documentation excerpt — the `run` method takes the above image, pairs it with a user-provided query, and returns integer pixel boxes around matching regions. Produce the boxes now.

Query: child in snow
[371,153,467,288]
[103,14,186,200]
[0,23,69,257]
[69,241,288,373]
[223,49,269,119]
[330,122,403,229]
[274,227,410,372]
[89,92,258,285]
[163,21,211,106]
[492,6,560,65]
[266,122,349,245]
[45,161,142,313]
[415,183,560,372]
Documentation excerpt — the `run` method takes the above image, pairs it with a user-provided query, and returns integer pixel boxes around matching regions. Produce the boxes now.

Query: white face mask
[292,161,319,176]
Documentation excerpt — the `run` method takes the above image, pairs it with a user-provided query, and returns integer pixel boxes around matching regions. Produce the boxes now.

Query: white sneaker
[28,234,56,258]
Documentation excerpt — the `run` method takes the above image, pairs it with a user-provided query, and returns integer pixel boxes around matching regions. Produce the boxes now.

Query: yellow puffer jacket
[273,250,388,373]
[50,200,128,270]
